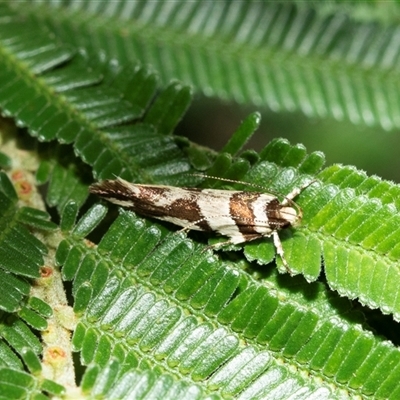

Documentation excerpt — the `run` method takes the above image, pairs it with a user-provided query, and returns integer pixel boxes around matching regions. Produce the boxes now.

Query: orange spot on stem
[40,266,53,278]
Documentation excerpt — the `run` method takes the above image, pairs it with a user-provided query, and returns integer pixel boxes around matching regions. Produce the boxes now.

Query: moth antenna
[188,173,275,192]
[280,179,317,220]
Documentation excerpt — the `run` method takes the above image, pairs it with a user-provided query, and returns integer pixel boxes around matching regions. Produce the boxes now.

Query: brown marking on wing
[267,198,291,229]
[167,197,210,230]
[229,192,259,234]
[134,187,210,230]
[91,182,211,229]
[90,179,134,199]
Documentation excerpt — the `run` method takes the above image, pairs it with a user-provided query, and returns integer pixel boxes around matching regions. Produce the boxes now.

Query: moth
[90,177,314,269]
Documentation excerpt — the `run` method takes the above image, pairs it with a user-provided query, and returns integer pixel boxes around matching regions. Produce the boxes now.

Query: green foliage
[0,172,54,312]
[0,1,400,399]
[11,0,400,131]
[56,208,400,398]
[0,367,64,398]
[81,360,217,400]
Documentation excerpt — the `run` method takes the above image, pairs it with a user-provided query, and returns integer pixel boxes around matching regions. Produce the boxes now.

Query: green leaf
[0,367,64,399]
[60,201,79,233]
[0,171,55,375]
[0,315,42,356]
[72,204,108,238]
[0,5,193,185]
[319,164,400,209]
[221,112,261,157]
[81,360,217,399]
[0,368,34,399]
[20,347,41,375]
[57,208,400,399]
[40,159,89,214]
[0,152,12,169]
[0,271,30,314]
[18,306,47,331]
[1,3,400,398]
[0,172,50,312]
[39,379,65,397]
[27,297,52,319]
[0,341,23,370]
[16,0,400,131]
[143,81,192,135]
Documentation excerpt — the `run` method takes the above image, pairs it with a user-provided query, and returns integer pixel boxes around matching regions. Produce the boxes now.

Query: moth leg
[203,234,263,252]
[207,232,293,275]
[272,231,292,274]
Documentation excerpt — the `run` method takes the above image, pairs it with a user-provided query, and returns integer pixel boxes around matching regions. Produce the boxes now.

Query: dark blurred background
[177,95,400,182]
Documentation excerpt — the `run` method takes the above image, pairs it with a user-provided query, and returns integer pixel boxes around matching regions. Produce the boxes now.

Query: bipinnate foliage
[55,203,400,399]
[0,171,55,313]
[8,0,400,131]
[1,1,400,399]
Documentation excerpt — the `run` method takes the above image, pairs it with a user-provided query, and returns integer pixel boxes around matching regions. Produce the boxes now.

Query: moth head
[267,199,303,229]
[279,205,302,227]
[278,179,316,227]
